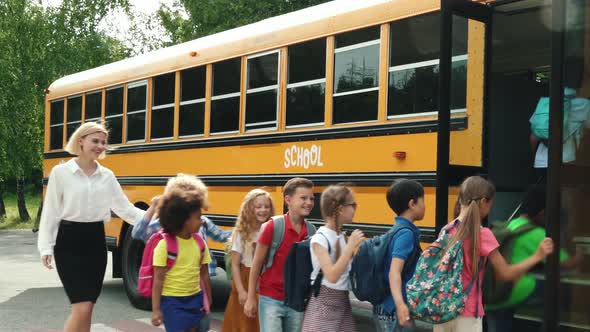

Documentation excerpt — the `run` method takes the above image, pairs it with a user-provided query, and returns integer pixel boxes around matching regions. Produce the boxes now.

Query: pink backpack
[138,230,210,313]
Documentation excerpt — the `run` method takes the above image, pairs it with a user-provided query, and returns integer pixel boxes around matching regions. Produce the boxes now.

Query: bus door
[435,0,492,234]
[548,1,590,331]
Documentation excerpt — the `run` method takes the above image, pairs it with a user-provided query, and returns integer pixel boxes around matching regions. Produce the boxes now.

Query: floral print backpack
[406,220,482,324]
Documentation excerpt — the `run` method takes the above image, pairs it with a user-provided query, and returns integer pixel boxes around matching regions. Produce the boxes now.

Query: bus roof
[47,0,442,100]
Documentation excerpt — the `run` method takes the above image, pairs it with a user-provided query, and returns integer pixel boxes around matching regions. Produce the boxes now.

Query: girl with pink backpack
[150,188,212,332]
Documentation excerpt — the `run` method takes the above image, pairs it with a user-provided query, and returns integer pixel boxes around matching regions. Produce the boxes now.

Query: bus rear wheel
[121,226,151,310]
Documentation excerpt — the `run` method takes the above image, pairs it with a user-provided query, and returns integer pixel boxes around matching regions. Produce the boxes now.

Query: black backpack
[483,219,536,305]
[283,232,330,312]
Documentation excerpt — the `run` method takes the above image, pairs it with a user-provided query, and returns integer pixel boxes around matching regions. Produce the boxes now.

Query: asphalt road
[0,230,430,332]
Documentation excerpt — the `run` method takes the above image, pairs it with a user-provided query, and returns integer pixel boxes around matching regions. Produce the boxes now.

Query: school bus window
[66,95,82,140]
[151,73,175,140]
[85,91,102,122]
[333,26,380,124]
[211,58,241,135]
[245,51,279,132]
[336,26,381,49]
[126,81,147,142]
[213,58,241,95]
[388,13,467,118]
[450,16,468,111]
[105,86,123,144]
[49,99,64,150]
[179,66,206,137]
[286,38,326,128]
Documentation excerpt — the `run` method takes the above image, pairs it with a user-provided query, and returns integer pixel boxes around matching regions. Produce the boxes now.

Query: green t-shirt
[487,217,568,310]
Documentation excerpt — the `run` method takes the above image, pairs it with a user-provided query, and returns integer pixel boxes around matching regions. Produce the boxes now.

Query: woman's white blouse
[37,159,145,256]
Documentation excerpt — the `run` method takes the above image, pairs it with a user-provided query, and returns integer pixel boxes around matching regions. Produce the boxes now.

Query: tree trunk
[0,185,6,219]
[17,177,30,222]
[33,201,43,232]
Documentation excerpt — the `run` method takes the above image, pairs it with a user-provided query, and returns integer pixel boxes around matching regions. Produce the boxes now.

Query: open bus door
[436,0,493,234]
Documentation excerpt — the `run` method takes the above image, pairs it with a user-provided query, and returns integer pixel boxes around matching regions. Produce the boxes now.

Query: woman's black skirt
[54,220,107,304]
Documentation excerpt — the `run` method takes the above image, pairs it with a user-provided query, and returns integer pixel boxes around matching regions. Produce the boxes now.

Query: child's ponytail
[442,176,495,275]
[460,199,482,274]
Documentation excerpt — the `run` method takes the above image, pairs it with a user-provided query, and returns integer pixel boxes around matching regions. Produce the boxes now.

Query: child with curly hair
[223,189,275,332]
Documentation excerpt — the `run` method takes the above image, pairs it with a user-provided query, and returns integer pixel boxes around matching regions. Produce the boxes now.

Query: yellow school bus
[43,0,590,328]
[42,0,485,310]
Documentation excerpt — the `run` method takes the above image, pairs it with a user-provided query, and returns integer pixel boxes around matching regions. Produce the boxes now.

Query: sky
[41,0,180,53]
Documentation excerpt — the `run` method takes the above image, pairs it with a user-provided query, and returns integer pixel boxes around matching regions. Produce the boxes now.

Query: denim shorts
[161,292,204,332]
[258,295,304,332]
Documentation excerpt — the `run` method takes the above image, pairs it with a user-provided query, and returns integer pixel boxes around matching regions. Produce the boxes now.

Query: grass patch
[0,191,41,230]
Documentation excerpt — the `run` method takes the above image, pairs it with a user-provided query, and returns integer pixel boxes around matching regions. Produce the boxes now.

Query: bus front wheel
[121,226,151,310]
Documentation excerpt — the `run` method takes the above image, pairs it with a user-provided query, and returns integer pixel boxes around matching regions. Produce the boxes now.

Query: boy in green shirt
[486,184,578,332]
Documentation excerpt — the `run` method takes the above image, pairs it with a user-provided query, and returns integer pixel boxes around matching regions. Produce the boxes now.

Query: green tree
[0,142,7,219]
[157,0,331,44]
[0,0,132,222]
[0,0,46,221]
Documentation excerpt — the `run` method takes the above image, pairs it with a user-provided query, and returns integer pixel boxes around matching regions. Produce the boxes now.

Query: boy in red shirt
[244,178,315,332]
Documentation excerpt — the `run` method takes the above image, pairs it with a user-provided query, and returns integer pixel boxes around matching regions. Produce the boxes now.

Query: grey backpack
[263,215,317,272]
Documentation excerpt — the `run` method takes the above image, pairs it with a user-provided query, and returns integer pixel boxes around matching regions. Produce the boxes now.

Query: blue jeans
[259,295,304,332]
[373,305,415,332]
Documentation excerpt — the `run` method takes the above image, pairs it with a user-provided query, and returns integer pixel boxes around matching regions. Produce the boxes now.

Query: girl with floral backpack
[406,176,554,332]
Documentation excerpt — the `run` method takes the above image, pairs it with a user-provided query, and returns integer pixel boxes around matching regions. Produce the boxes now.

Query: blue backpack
[350,223,419,306]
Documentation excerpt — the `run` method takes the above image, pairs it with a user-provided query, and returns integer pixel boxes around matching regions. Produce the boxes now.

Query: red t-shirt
[257,213,310,301]
[448,225,499,317]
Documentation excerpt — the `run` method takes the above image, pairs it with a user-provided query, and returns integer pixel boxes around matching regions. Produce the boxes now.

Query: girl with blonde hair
[38,122,147,332]
[222,188,275,332]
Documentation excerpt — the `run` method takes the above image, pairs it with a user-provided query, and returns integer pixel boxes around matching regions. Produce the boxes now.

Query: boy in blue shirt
[373,179,425,332]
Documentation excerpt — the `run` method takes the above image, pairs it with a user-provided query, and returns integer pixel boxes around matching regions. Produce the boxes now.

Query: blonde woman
[37,122,147,332]
[222,189,275,332]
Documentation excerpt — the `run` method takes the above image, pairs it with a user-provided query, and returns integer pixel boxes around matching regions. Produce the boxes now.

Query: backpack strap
[315,231,332,254]
[264,215,286,271]
[191,232,210,314]
[305,220,317,237]
[444,219,461,233]
[161,231,179,270]
[312,231,332,297]
[192,233,206,262]
[403,240,423,275]
[512,222,537,236]
[264,216,316,272]
[389,223,421,275]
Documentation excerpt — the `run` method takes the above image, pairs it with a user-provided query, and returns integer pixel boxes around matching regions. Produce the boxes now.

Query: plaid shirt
[132,215,231,276]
